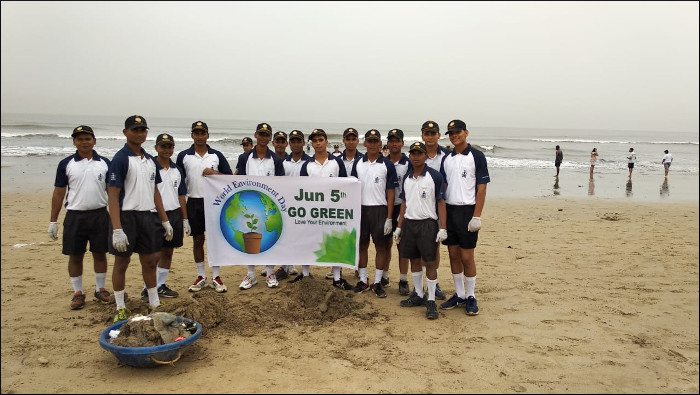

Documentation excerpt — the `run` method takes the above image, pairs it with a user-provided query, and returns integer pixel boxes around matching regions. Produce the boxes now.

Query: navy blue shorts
[62,208,110,256]
[443,204,479,250]
[360,205,391,248]
[109,211,164,256]
[186,198,205,237]
[161,209,184,249]
[399,218,439,261]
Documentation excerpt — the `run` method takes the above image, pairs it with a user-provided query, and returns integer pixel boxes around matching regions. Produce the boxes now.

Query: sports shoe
[288,266,299,275]
[398,280,410,296]
[188,276,208,292]
[212,277,228,293]
[370,282,387,298]
[157,284,179,298]
[440,294,467,310]
[140,288,149,302]
[266,274,279,288]
[325,271,335,279]
[381,276,390,287]
[465,296,479,315]
[274,267,289,281]
[290,273,313,283]
[113,307,130,322]
[400,291,426,307]
[333,278,353,290]
[426,300,439,320]
[94,288,111,304]
[239,275,258,290]
[353,281,369,293]
[435,283,446,300]
[70,291,86,310]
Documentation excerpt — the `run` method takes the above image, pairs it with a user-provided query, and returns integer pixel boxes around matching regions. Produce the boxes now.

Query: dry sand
[1,192,698,394]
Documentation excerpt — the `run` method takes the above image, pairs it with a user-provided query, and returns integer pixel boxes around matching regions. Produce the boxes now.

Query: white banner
[202,175,361,268]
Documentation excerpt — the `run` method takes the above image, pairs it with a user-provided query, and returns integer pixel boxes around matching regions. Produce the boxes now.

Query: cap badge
[449,122,454,127]
[428,122,433,128]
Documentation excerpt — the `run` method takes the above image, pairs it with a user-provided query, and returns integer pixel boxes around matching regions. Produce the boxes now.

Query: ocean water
[2,113,698,202]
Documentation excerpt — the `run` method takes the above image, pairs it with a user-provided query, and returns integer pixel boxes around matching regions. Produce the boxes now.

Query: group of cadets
[49,116,489,322]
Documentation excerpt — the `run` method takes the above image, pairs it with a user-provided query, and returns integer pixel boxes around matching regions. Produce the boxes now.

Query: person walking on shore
[590,148,598,179]
[176,121,233,293]
[555,145,563,177]
[662,150,673,178]
[108,115,174,322]
[627,148,636,178]
[49,125,112,310]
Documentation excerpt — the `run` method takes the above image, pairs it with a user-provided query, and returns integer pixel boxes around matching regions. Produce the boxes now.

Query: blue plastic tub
[99,316,202,368]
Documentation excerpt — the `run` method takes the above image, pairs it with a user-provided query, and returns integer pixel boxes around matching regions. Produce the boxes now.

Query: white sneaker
[239,275,258,290]
[288,266,299,275]
[266,274,279,288]
[211,276,228,293]
[188,276,208,292]
[325,271,335,279]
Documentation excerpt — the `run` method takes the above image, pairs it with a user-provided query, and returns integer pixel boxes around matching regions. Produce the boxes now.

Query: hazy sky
[1,1,698,132]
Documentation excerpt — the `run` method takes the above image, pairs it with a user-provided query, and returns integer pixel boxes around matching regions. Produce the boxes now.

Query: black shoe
[353,281,369,293]
[398,280,410,296]
[333,278,353,290]
[440,293,466,310]
[274,267,289,281]
[290,274,313,283]
[465,296,479,315]
[157,284,179,298]
[426,300,439,320]
[380,276,390,287]
[435,283,446,300]
[370,282,387,298]
[400,291,426,307]
[140,288,148,302]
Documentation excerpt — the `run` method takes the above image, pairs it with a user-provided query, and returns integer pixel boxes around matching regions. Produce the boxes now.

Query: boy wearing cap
[393,142,447,319]
[241,137,254,153]
[297,128,351,288]
[235,122,286,290]
[49,125,112,310]
[139,133,188,301]
[439,119,490,316]
[176,121,233,293]
[273,131,289,160]
[384,129,412,295]
[108,115,174,322]
[332,144,342,157]
[350,129,398,297]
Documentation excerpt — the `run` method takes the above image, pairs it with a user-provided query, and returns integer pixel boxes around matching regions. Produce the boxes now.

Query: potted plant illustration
[242,213,262,254]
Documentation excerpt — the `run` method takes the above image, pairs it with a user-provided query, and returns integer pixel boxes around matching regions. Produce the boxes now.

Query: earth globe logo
[219,190,283,254]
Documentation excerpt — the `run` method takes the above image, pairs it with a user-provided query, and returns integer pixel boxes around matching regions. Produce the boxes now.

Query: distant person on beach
[273,131,288,160]
[555,145,563,176]
[332,144,342,157]
[662,150,673,177]
[299,128,351,288]
[350,129,398,297]
[235,122,285,290]
[627,148,636,178]
[384,128,411,295]
[139,133,188,302]
[382,144,390,157]
[394,141,447,320]
[590,148,598,178]
[439,119,490,316]
[176,121,233,294]
[49,125,112,310]
[108,115,173,322]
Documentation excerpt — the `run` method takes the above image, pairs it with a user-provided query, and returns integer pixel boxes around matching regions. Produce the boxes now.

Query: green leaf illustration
[314,229,356,266]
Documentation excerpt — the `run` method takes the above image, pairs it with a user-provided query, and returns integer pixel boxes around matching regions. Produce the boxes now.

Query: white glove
[48,222,59,241]
[384,218,393,236]
[467,217,482,232]
[112,229,129,252]
[162,221,174,241]
[435,228,448,243]
[393,227,402,243]
[183,219,191,236]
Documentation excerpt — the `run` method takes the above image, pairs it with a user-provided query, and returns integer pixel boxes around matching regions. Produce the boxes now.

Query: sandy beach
[1,190,698,394]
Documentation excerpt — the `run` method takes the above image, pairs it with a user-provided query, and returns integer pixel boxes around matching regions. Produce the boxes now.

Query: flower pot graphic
[242,232,262,254]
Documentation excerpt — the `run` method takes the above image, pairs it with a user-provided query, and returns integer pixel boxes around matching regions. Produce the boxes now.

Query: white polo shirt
[300,153,348,177]
[283,153,311,176]
[54,150,110,210]
[155,159,187,211]
[108,144,162,211]
[425,145,450,172]
[399,166,445,220]
[176,144,232,198]
[351,155,398,206]
[440,144,490,206]
[390,153,410,205]
[235,146,285,176]
[342,150,364,177]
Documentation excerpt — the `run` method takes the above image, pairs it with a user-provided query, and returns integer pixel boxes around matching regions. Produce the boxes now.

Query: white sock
[212,266,220,278]
[465,276,476,298]
[400,273,408,281]
[157,267,169,288]
[333,266,341,281]
[374,269,384,284]
[70,276,83,294]
[114,290,126,310]
[453,273,466,299]
[412,271,424,297]
[147,287,160,308]
[196,262,206,278]
[302,265,310,277]
[94,272,106,291]
[359,267,368,283]
[266,265,274,277]
[247,265,255,277]
[382,270,389,280]
[426,278,437,301]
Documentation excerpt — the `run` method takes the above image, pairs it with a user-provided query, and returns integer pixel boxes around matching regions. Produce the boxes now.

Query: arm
[108,186,122,230]
[50,187,66,222]
[154,186,168,222]
[437,199,447,230]
[473,183,487,218]
[179,195,188,220]
[385,189,395,219]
